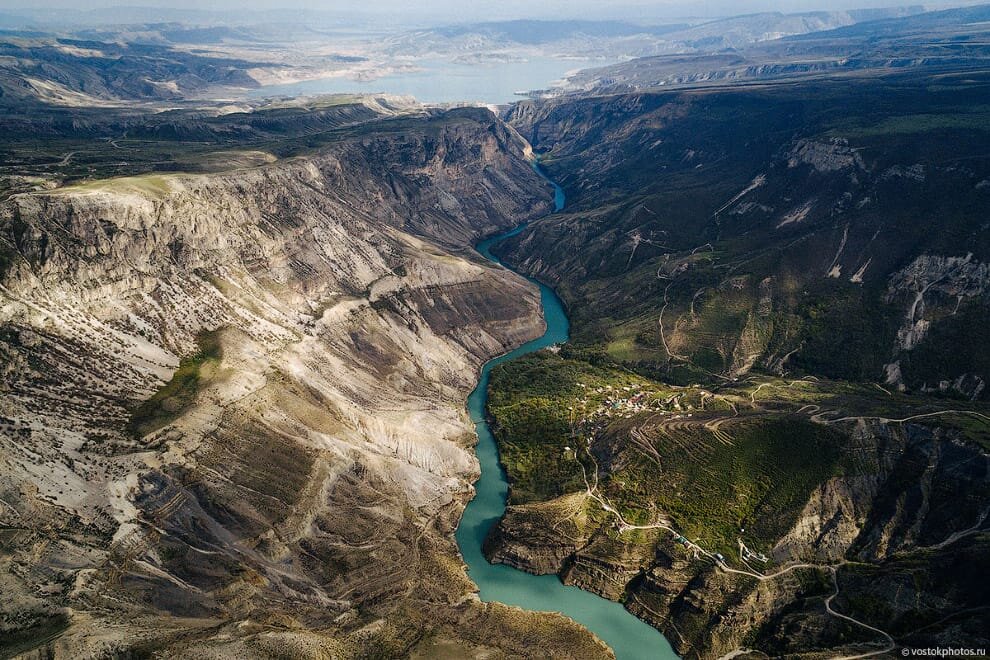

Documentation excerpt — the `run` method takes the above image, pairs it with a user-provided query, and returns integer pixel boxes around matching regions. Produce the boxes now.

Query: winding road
[575,406,898,659]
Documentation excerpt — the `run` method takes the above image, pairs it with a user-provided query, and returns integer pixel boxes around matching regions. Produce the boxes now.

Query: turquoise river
[455,166,678,660]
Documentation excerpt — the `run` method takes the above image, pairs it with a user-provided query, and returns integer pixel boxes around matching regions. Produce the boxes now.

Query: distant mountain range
[385,8,931,58]
[553,3,990,94]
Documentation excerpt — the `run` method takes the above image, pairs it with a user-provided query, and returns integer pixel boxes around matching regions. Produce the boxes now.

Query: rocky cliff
[484,378,990,658]
[0,109,609,658]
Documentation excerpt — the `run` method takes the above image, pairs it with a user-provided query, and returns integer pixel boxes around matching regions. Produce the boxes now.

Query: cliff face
[0,110,608,658]
[629,420,988,658]
[485,409,990,658]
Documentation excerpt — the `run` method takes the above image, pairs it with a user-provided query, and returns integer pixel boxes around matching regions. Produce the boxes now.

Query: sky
[0,0,971,23]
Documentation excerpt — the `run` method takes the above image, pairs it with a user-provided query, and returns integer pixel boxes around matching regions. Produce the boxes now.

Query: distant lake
[248,56,613,104]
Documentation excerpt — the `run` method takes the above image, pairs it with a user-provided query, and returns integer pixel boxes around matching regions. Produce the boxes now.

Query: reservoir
[248,56,612,105]
[456,166,678,660]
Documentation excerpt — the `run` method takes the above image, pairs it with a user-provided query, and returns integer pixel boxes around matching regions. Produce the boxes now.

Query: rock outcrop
[484,412,990,659]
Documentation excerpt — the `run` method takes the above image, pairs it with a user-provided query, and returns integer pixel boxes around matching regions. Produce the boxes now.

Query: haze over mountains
[0,4,969,107]
[0,0,974,25]
[1,2,989,659]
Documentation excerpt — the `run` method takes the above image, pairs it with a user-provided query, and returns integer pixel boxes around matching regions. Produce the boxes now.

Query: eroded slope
[0,109,608,657]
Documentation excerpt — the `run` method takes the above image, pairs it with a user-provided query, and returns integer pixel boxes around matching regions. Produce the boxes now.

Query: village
[566,380,704,435]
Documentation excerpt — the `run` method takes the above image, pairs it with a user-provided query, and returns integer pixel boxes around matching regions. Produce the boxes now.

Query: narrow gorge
[458,167,677,660]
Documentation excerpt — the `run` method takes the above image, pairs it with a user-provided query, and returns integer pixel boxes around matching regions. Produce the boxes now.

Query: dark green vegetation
[489,351,660,504]
[489,350,987,560]
[128,330,222,437]
[901,301,990,401]
[0,98,386,190]
[789,284,899,381]
[491,351,845,555]
[485,21,990,656]
[606,415,843,555]
[504,70,990,395]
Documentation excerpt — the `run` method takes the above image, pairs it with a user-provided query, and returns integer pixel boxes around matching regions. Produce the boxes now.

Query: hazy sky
[0,0,971,23]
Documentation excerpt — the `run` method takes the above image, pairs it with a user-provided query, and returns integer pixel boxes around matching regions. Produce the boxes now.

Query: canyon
[2,6,990,659]
[0,105,610,657]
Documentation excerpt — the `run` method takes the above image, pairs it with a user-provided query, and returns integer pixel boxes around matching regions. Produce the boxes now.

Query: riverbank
[455,166,677,660]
